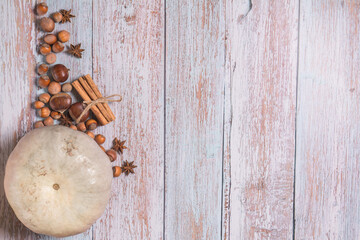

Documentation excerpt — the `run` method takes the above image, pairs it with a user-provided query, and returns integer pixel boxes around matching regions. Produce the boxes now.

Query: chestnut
[44,34,57,45]
[45,53,56,64]
[37,63,48,75]
[39,43,51,55]
[106,149,117,162]
[68,102,90,122]
[36,3,48,16]
[39,17,55,32]
[58,30,70,43]
[52,12,63,23]
[51,64,69,82]
[52,41,64,53]
[49,93,72,112]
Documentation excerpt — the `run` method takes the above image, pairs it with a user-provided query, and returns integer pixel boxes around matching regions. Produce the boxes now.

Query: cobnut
[36,3,48,16]
[44,34,57,45]
[106,149,117,162]
[112,166,122,177]
[45,53,56,64]
[50,111,61,120]
[40,17,55,32]
[52,41,64,53]
[39,43,51,55]
[69,125,77,130]
[62,83,72,92]
[51,64,69,82]
[38,93,50,103]
[52,12,63,23]
[68,102,90,122]
[85,119,97,130]
[37,64,48,75]
[38,107,50,118]
[48,81,61,95]
[49,93,72,112]
[34,121,44,128]
[33,101,45,109]
[86,131,95,139]
[77,122,86,132]
[95,134,106,145]
[38,75,50,88]
[58,30,70,43]
[43,116,54,126]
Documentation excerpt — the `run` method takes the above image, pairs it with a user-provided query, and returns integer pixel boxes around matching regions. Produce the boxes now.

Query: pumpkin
[4,126,112,237]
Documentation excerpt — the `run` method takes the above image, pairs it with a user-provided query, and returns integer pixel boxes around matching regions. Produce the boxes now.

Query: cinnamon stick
[78,77,112,122]
[84,74,116,121]
[72,80,108,125]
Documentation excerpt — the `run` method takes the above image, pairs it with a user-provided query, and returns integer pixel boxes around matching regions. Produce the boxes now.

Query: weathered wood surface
[295,1,360,239]
[165,0,225,239]
[223,0,299,239]
[1,0,360,239]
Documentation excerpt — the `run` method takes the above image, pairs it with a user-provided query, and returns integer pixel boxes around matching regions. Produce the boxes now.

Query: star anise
[59,113,73,127]
[67,44,84,58]
[121,161,137,176]
[112,138,127,154]
[60,9,75,23]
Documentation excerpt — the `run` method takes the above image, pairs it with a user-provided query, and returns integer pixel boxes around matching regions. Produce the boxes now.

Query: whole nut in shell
[52,42,64,53]
[61,83,72,92]
[37,64,48,75]
[39,17,55,32]
[39,44,51,55]
[51,111,62,120]
[36,3,48,16]
[45,53,56,64]
[39,93,50,103]
[58,30,70,43]
[69,102,90,122]
[44,34,57,45]
[48,82,61,95]
[38,75,50,88]
[51,64,69,82]
[49,93,72,112]
[52,12,63,23]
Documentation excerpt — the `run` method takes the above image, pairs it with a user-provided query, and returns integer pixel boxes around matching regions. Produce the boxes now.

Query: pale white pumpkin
[4,125,113,238]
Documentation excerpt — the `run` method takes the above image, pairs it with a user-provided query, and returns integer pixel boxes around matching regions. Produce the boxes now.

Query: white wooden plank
[165,0,225,239]
[223,0,298,239]
[295,1,360,239]
[92,0,165,239]
[0,0,38,239]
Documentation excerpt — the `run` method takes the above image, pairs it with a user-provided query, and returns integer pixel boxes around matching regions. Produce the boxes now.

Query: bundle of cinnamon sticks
[72,74,115,125]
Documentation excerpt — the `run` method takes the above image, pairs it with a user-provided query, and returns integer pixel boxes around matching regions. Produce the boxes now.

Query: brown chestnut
[58,30,70,43]
[38,75,50,88]
[106,149,117,162]
[36,3,48,16]
[44,34,57,45]
[39,17,55,32]
[52,12,63,23]
[37,63,48,75]
[48,81,61,95]
[51,64,69,82]
[49,93,72,112]
[52,41,64,53]
[45,53,56,64]
[39,43,51,55]
[38,93,50,103]
[68,102,90,122]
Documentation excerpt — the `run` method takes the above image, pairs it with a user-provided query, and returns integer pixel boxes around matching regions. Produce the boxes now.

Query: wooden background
[0,0,359,239]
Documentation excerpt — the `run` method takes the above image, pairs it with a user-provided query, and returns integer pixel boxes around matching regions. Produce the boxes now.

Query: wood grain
[165,0,225,239]
[92,0,164,239]
[295,1,360,239]
[223,0,298,239]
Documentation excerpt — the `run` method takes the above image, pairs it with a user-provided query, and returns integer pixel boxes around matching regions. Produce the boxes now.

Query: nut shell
[112,166,122,177]
[39,17,55,32]
[106,149,117,162]
[44,34,57,45]
[49,93,72,112]
[77,122,86,132]
[51,64,69,82]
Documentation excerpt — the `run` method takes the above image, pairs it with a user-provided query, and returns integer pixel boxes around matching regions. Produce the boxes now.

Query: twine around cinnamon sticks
[72,74,121,125]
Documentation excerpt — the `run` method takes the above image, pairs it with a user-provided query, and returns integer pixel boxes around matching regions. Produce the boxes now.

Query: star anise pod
[112,138,127,154]
[121,161,137,176]
[60,9,75,23]
[67,44,84,58]
[59,113,73,127]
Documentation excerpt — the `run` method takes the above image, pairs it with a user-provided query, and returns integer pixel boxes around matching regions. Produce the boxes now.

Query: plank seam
[163,0,167,239]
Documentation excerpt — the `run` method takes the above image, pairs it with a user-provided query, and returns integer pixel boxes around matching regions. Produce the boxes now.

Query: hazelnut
[77,122,86,132]
[52,41,64,53]
[51,64,69,82]
[86,131,95,138]
[38,93,50,103]
[52,12,63,23]
[112,166,122,177]
[62,83,72,92]
[48,81,61,95]
[44,34,57,45]
[43,116,54,126]
[39,17,55,32]
[50,111,61,120]
[37,64,48,75]
[45,53,56,64]
[85,119,97,130]
[106,149,117,162]
[38,107,50,118]
[69,102,90,122]
[38,75,50,88]
[33,101,45,109]
[36,3,48,16]
[49,93,72,112]
[100,146,106,152]
[39,43,51,55]
[69,125,77,130]
[95,134,105,145]
[58,30,70,43]
[34,121,44,128]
